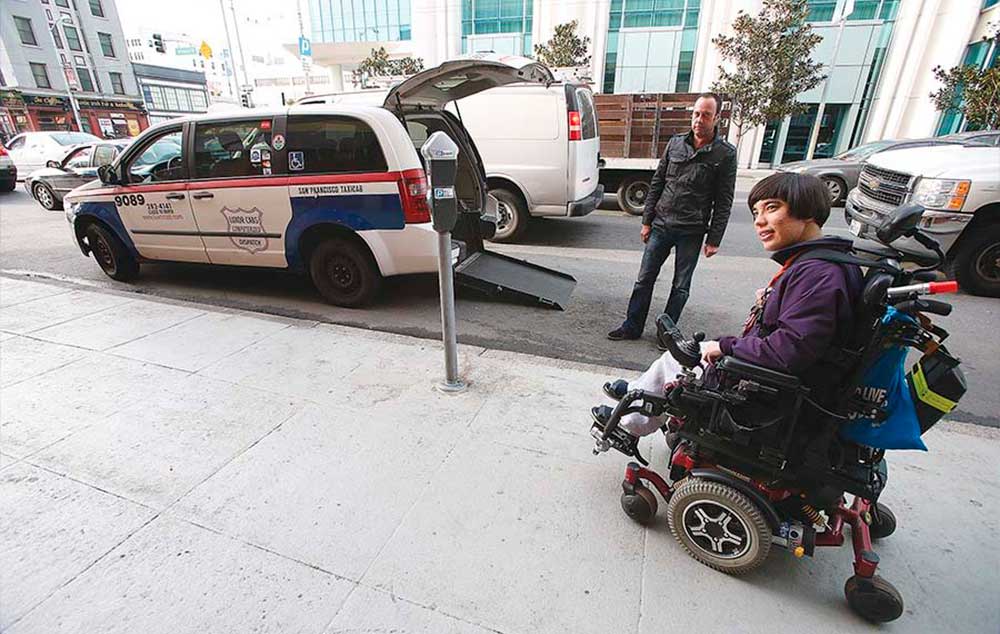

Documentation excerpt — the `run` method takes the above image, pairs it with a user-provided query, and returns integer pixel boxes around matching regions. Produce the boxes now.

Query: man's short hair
[696,92,722,116]
[748,172,831,227]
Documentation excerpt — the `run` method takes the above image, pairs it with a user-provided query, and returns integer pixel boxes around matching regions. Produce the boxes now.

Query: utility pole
[229,0,251,102]
[297,0,311,95]
[219,0,239,101]
[50,19,82,133]
[805,0,854,160]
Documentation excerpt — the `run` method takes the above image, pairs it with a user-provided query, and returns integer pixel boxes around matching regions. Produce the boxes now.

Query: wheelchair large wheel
[666,478,772,575]
[845,575,904,623]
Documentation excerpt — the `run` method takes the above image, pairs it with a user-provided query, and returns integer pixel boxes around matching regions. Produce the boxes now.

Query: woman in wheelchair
[593,172,863,439]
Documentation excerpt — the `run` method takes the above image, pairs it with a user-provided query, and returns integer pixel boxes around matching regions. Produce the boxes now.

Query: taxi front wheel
[86,224,139,282]
[309,239,382,308]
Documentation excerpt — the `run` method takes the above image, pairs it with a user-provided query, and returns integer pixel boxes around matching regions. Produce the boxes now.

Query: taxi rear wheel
[309,239,382,308]
[86,223,139,282]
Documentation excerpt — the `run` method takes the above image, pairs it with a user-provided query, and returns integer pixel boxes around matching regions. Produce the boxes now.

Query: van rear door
[565,85,600,205]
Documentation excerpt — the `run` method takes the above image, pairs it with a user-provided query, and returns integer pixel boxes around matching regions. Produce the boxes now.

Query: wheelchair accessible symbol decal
[289,151,305,171]
[220,206,269,254]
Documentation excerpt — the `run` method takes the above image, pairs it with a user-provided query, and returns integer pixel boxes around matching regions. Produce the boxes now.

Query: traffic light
[152,33,165,53]
[240,92,252,108]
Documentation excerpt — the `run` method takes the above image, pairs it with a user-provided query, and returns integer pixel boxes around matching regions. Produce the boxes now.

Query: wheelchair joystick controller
[656,314,703,369]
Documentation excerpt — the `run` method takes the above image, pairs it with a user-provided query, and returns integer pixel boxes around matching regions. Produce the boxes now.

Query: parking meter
[420,132,465,392]
[421,132,460,233]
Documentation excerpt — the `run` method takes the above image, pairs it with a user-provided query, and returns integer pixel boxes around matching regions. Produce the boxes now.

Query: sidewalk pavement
[2,274,997,634]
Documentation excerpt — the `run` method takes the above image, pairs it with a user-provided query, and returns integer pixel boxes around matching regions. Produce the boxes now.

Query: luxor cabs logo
[220,207,268,254]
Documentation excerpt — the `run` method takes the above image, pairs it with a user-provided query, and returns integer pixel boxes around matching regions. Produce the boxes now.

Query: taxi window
[285,115,387,175]
[65,146,94,169]
[127,129,184,183]
[194,119,274,180]
[93,144,117,167]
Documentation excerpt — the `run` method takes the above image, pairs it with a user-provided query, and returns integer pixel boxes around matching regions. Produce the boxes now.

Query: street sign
[298,36,312,58]
[175,46,197,56]
[199,42,213,58]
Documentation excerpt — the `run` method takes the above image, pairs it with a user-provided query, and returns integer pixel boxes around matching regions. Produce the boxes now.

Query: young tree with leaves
[930,24,1000,131]
[352,46,424,88]
[711,0,826,162]
[534,20,591,68]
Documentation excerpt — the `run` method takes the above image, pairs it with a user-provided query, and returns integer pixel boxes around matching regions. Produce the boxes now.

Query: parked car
[846,143,1000,297]
[26,140,129,210]
[63,55,575,309]
[940,130,1000,146]
[777,138,961,205]
[298,77,604,242]
[0,144,16,191]
[4,131,100,177]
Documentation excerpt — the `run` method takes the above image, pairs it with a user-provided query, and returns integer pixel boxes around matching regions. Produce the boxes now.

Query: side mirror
[46,160,61,169]
[876,203,924,244]
[97,164,120,185]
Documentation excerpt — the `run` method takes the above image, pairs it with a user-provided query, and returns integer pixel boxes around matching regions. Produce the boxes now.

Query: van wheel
[86,223,139,282]
[617,177,649,216]
[309,238,382,307]
[34,183,62,210]
[953,224,1000,298]
[490,188,528,243]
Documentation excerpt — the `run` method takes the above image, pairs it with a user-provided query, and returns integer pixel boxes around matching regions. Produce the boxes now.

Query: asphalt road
[1,186,997,427]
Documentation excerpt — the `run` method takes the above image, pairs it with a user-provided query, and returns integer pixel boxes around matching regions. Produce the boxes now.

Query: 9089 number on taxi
[115,194,146,207]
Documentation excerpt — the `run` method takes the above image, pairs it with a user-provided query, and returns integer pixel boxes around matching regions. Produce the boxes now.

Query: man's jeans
[622,227,703,335]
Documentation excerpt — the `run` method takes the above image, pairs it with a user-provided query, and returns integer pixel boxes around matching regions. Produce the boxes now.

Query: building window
[935,37,1000,135]
[51,22,64,48]
[985,0,999,8]
[76,68,95,91]
[110,72,125,94]
[461,0,533,56]
[90,0,105,17]
[55,0,69,7]
[13,16,38,45]
[30,63,51,89]
[63,24,83,51]
[806,0,899,23]
[603,0,701,94]
[98,32,115,57]
[310,0,412,44]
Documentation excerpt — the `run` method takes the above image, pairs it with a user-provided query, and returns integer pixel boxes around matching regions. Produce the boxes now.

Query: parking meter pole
[421,131,466,393]
[436,231,462,390]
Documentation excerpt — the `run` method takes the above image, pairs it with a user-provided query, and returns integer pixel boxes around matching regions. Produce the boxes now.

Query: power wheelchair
[590,204,966,623]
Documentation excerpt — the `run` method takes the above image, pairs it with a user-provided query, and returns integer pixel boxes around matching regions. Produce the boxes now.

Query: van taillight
[399,169,431,224]
[0,146,7,157]
[568,111,582,141]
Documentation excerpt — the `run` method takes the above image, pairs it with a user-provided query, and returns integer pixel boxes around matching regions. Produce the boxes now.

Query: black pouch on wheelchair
[907,346,966,434]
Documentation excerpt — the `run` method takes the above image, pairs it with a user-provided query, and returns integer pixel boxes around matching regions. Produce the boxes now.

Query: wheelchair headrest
[862,270,894,310]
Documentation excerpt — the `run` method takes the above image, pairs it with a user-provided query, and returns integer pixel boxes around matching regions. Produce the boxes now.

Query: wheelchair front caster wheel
[621,484,658,524]
[869,502,897,539]
[844,575,904,623]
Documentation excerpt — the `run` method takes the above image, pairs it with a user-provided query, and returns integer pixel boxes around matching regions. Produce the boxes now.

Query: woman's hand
[701,340,723,365]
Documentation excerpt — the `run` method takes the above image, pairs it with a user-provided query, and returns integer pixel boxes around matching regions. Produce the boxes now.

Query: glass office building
[308,0,412,43]
[461,0,534,56]
[935,33,999,135]
[602,0,700,95]
[758,0,900,165]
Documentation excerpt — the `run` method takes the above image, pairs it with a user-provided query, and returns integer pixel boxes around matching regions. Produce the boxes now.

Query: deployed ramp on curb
[455,250,577,311]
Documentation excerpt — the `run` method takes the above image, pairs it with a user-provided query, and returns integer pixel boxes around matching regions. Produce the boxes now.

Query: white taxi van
[63,56,553,307]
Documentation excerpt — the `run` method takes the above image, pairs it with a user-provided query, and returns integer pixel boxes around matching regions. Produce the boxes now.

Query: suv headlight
[911,178,971,211]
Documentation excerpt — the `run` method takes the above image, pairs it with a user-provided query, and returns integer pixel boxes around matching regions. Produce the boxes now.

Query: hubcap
[626,182,647,208]
[975,242,1000,283]
[326,255,360,293]
[37,186,52,207]
[682,500,752,559]
[93,235,116,272]
[825,179,842,201]
[495,201,512,233]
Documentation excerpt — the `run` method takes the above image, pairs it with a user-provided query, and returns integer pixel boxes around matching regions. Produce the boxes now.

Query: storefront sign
[76,98,145,112]
[1,90,26,109]
[98,118,115,136]
[127,119,141,136]
[22,94,69,108]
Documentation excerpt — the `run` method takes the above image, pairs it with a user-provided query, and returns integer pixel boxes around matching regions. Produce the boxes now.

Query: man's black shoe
[607,327,640,341]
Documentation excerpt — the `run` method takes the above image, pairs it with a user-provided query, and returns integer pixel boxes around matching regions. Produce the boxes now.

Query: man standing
[608,93,737,342]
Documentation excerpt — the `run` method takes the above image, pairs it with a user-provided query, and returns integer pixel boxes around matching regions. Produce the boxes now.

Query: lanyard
[741,252,803,335]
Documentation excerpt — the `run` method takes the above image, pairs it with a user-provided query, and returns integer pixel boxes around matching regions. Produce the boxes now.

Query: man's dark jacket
[716,237,864,397]
[642,130,738,247]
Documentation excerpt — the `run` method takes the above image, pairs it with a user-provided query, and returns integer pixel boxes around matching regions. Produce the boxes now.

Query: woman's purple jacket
[717,236,864,391]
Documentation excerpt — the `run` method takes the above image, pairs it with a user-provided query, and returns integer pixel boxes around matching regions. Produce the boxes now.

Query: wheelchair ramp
[455,250,577,310]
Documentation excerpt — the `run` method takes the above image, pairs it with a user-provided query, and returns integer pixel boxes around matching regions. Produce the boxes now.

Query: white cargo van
[298,63,603,242]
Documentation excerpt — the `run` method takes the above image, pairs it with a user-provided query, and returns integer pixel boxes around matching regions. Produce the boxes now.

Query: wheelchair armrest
[715,356,802,391]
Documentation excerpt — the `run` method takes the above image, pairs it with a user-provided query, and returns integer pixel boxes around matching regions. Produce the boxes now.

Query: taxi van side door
[113,123,210,263]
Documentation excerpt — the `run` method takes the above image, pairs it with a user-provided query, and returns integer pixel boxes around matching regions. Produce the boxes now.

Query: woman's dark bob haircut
[748,172,831,227]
